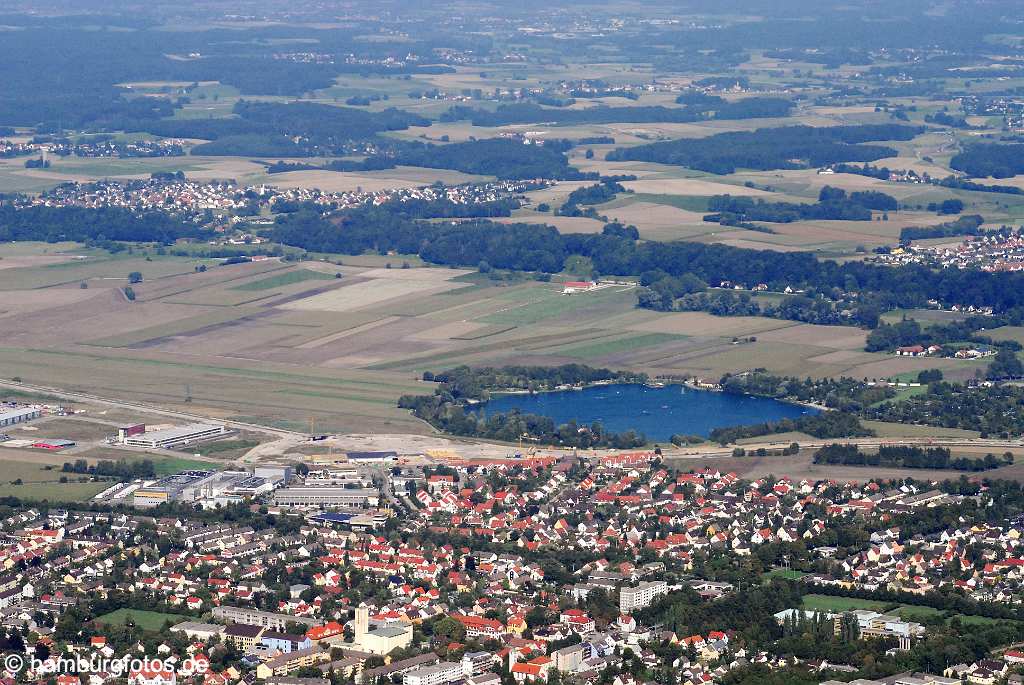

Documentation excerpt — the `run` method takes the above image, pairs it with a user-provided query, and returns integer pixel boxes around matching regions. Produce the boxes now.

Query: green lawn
[763,569,806,582]
[894,605,944,621]
[95,608,189,631]
[232,268,335,291]
[628,193,713,212]
[869,385,927,407]
[801,594,890,612]
[481,286,633,326]
[0,481,109,501]
[76,449,216,476]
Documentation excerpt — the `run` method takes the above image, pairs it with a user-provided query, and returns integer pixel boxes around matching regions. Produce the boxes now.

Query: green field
[0,455,109,501]
[0,481,109,501]
[801,595,1016,626]
[546,332,684,360]
[763,569,806,581]
[232,269,336,291]
[75,449,217,476]
[481,286,635,326]
[627,193,713,212]
[95,608,189,630]
[801,594,890,612]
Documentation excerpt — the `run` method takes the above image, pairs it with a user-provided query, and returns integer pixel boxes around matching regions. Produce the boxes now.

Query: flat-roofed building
[274,487,379,509]
[345,451,397,464]
[402,662,464,685]
[619,580,669,613]
[212,606,318,631]
[133,470,219,508]
[0,407,41,427]
[224,624,265,649]
[256,646,330,679]
[123,423,227,450]
[170,622,226,641]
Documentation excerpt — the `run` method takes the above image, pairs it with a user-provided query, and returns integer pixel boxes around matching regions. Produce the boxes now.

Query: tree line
[267,205,1024,317]
[62,458,157,479]
[439,97,794,127]
[703,187,897,225]
[0,206,207,244]
[898,214,985,241]
[950,142,1024,178]
[708,412,873,445]
[607,124,924,174]
[813,443,1013,471]
[864,382,1024,437]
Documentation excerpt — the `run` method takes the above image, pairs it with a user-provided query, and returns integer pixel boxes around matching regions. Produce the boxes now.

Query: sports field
[95,609,189,630]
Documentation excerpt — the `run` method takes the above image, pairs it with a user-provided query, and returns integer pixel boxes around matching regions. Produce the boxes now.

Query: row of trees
[608,124,923,174]
[267,207,1024,317]
[440,97,794,127]
[62,458,157,479]
[813,443,1013,471]
[708,412,872,445]
[898,214,985,241]
[703,187,897,224]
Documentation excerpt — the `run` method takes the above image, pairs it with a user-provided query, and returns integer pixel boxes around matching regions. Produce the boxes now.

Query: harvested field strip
[280,278,463,313]
[365,330,614,370]
[634,343,742,368]
[514,329,621,351]
[543,332,685,359]
[450,325,516,340]
[232,269,335,291]
[295,317,399,349]
[276,389,397,405]
[142,263,292,301]
[82,308,260,347]
[481,287,634,326]
[125,310,279,348]
[620,342,726,366]
[21,348,417,392]
[253,281,351,308]
[163,292,285,307]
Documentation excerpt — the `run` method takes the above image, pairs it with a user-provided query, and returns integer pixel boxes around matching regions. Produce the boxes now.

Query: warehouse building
[133,470,219,508]
[122,423,227,449]
[345,451,397,464]
[273,487,380,509]
[0,407,41,428]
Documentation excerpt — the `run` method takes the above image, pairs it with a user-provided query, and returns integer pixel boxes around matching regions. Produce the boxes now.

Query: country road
[0,378,306,462]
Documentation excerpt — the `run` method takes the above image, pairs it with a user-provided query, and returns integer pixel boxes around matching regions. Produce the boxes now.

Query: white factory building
[122,423,227,449]
[0,407,41,428]
[273,487,380,508]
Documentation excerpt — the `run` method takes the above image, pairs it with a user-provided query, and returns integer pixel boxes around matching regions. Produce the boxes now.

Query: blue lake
[476,383,818,442]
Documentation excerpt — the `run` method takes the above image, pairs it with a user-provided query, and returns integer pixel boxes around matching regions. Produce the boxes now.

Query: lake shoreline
[474,382,820,442]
